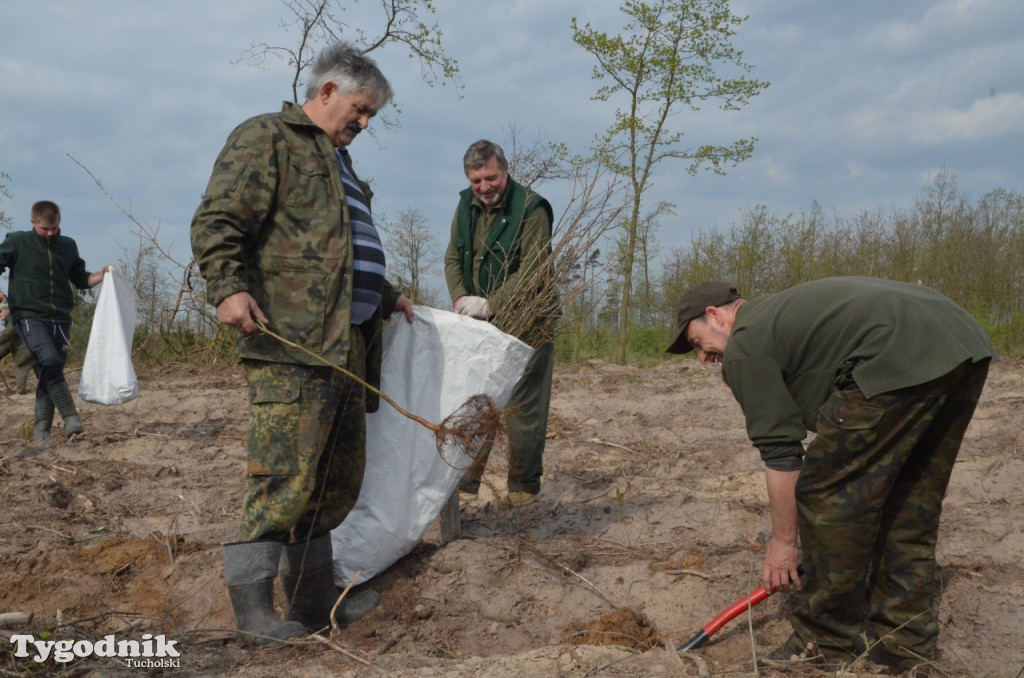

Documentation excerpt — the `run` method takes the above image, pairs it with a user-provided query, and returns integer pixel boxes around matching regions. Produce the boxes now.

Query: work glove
[455,295,491,320]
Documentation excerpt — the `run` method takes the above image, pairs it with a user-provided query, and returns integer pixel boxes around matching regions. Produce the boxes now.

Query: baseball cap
[666,281,741,354]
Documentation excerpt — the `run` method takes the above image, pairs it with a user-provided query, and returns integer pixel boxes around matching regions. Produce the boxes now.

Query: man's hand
[217,291,268,335]
[393,294,414,323]
[763,466,802,592]
[455,295,490,320]
[763,536,802,592]
[87,265,115,288]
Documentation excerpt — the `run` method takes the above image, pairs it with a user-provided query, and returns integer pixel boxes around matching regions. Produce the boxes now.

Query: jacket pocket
[255,256,335,350]
[818,390,884,431]
[804,390,886,479]
[246,378,302,475]
[283,153,333,209]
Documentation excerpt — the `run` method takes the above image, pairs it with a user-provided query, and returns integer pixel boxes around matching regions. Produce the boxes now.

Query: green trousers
[459,341,554,495]
[789,359,989,664]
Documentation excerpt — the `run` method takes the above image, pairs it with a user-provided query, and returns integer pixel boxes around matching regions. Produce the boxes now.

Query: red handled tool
[677,564,804,652]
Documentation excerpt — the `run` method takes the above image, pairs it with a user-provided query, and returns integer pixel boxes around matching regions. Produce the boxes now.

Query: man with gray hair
[444,140,556,506]
[192,42,412,644]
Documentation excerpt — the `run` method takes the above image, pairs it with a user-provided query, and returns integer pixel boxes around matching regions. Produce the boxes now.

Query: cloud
[844,92,1024,147]
[1,0,1022,276]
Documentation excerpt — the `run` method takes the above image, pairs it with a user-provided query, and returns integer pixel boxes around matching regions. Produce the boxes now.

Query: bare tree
[69,155,225,362]
[501,123,572,188]
[0,172,12,232]
[378,207,442,306]
[238,0,461,103]
[492,152,627,350]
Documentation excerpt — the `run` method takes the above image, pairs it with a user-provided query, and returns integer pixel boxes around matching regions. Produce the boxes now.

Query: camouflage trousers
[788,359,990,664]
[0,324,35,394]
[238,331,367,544]
[459,341,554,495]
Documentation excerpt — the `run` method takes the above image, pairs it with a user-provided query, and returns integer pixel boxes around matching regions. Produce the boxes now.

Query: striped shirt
[336,148,386,325]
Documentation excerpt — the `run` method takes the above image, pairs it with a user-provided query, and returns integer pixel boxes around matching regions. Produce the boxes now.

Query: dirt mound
[565,607,661,650]
[1,358,1022,677]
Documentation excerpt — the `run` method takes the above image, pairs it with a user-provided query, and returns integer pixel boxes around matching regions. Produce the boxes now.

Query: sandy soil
[0,357,1021,677]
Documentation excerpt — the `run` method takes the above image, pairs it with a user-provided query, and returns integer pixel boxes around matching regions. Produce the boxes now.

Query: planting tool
[677,564,804,652]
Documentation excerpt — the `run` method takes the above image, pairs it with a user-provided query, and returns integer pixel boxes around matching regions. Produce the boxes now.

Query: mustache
[346,123,362,134]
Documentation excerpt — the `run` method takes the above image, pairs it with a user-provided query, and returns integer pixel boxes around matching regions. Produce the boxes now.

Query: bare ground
[0,357,1021,677]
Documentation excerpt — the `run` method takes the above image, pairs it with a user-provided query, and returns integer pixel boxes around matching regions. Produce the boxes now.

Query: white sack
[332,306,533,584]
[78,268,140,405]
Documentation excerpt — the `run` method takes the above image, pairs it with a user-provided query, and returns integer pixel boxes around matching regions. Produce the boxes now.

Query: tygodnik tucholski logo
[9,633,181,668]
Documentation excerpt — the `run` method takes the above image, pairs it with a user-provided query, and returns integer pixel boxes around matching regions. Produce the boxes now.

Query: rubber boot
[33,394,55,441]
[280,534,381,630]
[46,380,84,437]
[16,363,30,395]
[223,541,306,645]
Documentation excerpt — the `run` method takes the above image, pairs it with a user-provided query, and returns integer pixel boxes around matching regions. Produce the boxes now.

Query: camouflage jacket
[190,101,397,371]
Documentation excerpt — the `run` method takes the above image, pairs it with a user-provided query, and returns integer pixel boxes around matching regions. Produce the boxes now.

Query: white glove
[455,295,491,320]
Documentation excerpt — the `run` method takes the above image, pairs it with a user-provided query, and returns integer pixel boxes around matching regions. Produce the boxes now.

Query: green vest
[454,178,553,296]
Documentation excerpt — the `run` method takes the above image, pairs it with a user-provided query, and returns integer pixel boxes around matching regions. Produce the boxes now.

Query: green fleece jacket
[722,277,996,470]
[0,230,93,324]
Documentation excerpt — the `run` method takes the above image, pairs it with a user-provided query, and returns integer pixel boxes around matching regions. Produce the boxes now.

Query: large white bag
[78,268,140,405]
[331,306,533,584]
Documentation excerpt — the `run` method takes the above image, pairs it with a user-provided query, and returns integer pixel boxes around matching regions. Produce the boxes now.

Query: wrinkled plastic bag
[78,268,139,405]
[332,306,533,584]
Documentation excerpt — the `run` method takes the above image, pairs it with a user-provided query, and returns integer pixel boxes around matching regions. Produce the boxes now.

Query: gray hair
[303,42,393,107]
[463,140,508,175]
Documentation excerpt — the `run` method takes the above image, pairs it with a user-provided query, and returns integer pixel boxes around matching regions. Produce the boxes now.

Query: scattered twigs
[663,569,712,581]
[329,570,361,636]
[844,610,929,672]
[585,438,639,454]
[309,634,372,666]
[673,640,711,678]
[0,522,73,543]
[147,518,179,566]
[746,568,759,677]
[519,542,620,610]
[373,632,406,656]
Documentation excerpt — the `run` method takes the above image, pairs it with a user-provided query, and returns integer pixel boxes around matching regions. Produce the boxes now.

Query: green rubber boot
[280,534,381,629]
[46,380,84,437]
[223,541,306,645]
[33,394,55,441]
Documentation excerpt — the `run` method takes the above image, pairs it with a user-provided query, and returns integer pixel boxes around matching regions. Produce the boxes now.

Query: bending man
[667,277,995,670]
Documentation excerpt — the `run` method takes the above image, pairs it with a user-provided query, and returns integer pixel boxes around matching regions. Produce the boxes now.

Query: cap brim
[666,323,694,354]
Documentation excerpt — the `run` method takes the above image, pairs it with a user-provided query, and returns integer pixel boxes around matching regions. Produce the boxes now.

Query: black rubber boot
[223,541,306,645]
[280,533,381,630]
[33,394,55,441]
[46,380,83,437]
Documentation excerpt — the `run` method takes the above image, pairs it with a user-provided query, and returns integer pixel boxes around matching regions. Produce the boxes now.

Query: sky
[2,0,1022,298]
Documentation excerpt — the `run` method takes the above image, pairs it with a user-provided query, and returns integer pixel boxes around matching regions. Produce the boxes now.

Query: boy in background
[0,201,109,439]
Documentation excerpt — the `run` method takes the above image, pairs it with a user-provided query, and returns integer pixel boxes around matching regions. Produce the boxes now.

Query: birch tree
[572,0,767,363]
